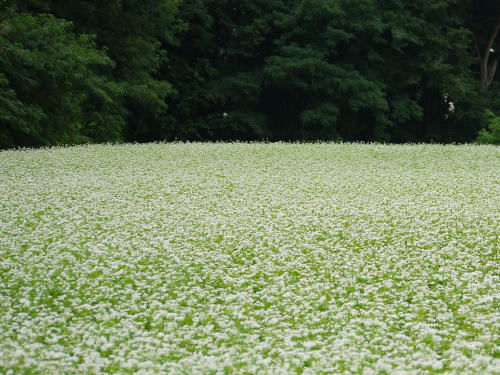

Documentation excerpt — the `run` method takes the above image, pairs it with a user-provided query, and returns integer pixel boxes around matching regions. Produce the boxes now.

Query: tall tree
[468,0,500,91]
[0,11,124,148]
[196,0,476,142]
[0,0,496,146]
[16,0,182,142]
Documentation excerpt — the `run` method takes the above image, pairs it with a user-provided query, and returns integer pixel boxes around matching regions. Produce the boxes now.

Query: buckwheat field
[0,143,498,375]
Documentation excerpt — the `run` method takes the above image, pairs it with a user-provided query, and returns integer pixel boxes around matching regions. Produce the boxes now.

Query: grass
[0,142,498,374]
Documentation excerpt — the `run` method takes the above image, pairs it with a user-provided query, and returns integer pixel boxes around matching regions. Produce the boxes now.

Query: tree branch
[484,13,500,65]
[487,57,498,88]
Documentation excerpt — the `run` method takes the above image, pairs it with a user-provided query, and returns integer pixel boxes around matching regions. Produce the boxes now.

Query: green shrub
[476,110,500,145]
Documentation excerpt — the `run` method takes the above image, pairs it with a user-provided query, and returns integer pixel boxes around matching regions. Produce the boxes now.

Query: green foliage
[0,0,498,147]
[0,12,124,148]
[33,0,182,142]
[194,0,479,142]
[476,110,500,145]
[5,0,181,143]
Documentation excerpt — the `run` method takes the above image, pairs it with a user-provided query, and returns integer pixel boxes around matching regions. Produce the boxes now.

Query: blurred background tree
[0,0,498,148]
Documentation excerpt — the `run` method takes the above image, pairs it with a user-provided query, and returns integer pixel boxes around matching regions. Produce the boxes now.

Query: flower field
[0,143,498,374]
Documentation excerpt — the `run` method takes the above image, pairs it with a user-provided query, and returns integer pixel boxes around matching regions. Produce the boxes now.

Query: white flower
[0,142,497,374]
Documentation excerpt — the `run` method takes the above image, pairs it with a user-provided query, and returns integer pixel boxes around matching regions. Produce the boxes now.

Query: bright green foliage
[1,143,498,373]
[476,110,500,144]
[53,0,181,142]
[16,0,181,142]
[0,12,124,148]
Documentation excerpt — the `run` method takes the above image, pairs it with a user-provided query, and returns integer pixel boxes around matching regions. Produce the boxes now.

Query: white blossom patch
[0,142,498,374]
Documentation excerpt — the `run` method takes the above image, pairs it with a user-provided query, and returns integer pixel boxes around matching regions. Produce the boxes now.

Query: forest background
[0,0,499,149]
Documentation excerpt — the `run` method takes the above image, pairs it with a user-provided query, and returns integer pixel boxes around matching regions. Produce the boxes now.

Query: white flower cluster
[0,143,498,374]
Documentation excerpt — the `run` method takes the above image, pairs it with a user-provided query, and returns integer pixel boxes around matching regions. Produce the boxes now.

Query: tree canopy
[1,0,499,148]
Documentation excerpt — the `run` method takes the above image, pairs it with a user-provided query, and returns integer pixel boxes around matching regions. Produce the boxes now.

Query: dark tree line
[0,0,499,148]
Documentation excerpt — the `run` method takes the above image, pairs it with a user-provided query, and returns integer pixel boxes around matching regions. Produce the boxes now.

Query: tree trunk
[478,14,500,92]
